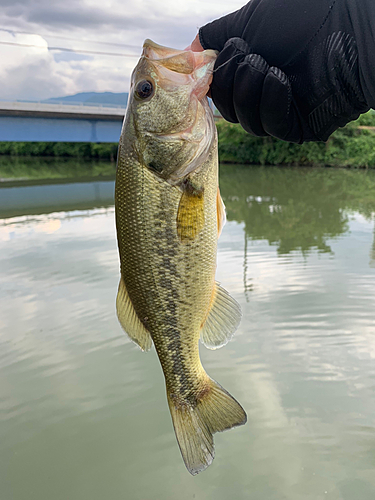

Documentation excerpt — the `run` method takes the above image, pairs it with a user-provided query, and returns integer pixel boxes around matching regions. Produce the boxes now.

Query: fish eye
[135,80,154,100]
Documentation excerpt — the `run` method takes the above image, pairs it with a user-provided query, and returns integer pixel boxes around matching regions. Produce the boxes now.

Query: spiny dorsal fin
[176,179,205,243]
[216,187,226,237]
[200,282,241,350]
[116,277,153,351]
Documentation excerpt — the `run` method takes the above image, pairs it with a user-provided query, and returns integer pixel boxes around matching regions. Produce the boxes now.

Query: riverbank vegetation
[217,111,375,168]
[1,111,375,167]
[0,141,118,160]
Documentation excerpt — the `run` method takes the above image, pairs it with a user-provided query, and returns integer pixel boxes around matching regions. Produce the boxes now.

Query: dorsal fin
[216,187,226,237]
[116,277,153,351]
[200,282,241,350]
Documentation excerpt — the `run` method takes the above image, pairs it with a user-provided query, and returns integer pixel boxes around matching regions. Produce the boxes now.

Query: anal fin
[116,277,153,351]
[200,282,241,350]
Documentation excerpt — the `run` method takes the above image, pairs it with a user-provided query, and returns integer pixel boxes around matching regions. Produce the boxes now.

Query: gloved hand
[195,0,375,143]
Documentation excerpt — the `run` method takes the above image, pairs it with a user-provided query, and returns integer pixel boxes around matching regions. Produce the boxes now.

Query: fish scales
[115,39,246,475]
[116,135,217,397]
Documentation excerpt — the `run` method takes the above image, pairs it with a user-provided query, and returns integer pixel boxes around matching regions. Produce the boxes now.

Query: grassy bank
[0,141,118,160]
[1,111,375,167]
[217,111,375,168]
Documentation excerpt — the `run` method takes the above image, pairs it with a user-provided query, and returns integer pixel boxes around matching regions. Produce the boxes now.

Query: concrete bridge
[0,100,221,143]
[0,101,126,143]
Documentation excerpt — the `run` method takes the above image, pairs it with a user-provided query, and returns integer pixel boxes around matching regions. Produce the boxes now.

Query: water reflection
[0,157,116,218]
[2,162,375,257]
[371,227,375,268]
[220,166,375,255]
[0,179,115,218]
[0,156,116,182]
[2,161,375,499]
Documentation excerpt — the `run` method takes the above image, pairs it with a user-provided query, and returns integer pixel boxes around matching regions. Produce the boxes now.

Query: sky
[0,0,246,101]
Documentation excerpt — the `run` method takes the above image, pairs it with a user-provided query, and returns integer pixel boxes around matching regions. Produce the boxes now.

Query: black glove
[199,0,375,143]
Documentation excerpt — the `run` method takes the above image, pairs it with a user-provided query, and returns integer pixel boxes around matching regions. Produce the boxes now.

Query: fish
[115,39,247,475]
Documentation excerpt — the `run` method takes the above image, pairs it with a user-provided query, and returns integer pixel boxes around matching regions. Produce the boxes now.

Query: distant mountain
[44,92,128,107]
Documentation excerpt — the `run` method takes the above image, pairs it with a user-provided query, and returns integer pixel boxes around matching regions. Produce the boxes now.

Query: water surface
[1,160,375,500]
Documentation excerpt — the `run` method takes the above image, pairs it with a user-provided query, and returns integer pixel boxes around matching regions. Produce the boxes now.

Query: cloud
[0,30,138,99]
[0,0,220,37]
[0,0,245,100]
[26,5,152,31]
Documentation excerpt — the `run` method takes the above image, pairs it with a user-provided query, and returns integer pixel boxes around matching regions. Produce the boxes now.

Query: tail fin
[167,379,247,475]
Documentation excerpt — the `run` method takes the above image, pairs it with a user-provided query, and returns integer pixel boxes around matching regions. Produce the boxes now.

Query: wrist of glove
[204,34,369,143]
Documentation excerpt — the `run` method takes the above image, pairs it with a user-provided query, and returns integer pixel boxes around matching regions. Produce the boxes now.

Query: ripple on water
[1,169,375,499]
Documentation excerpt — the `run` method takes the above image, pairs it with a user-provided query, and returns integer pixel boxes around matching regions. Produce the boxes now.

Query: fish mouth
[143,39,195,73]
[142,39,217,101]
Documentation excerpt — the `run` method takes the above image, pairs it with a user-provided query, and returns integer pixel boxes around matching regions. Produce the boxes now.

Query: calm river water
[1,160,375,500]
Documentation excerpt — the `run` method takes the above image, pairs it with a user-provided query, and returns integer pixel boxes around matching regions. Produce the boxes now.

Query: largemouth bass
[115,39,246,475]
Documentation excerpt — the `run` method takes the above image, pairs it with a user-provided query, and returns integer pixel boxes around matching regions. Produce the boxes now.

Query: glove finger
[233,54,269,136]
[211,37,251,123]
[260,67,315,143]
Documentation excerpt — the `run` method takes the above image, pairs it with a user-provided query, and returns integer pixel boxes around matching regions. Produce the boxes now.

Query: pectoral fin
[200,282,241,350]
[177,180,205,243]
[116,277,153,352]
